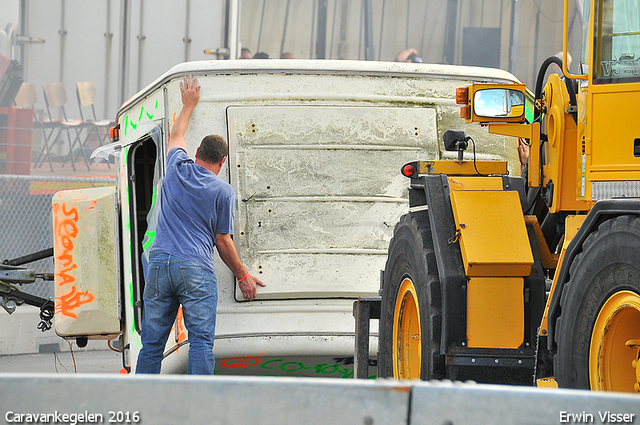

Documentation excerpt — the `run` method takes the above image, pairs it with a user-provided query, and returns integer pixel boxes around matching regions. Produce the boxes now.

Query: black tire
[554,215,640,389]
[378,211,445,380]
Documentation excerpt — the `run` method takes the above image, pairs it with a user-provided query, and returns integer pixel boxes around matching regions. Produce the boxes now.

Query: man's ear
[219,156,227,167]
[195,147,200,158]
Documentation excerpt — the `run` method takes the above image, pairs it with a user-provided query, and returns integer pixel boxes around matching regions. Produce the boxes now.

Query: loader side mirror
[457,84,527,124]
[473,88,525,119]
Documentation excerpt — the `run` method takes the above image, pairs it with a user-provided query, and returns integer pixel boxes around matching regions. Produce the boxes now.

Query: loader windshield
[593,0,640,83]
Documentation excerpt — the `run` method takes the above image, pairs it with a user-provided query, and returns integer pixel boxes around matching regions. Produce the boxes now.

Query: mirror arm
[488,122,541,187]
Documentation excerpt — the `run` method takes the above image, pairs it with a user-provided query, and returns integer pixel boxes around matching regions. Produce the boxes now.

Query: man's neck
[195,158,222,175]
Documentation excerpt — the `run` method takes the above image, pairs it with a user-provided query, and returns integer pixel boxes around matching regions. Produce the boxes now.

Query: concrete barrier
[411,381,640,425]
[0,375,410,425]
[0,375,638,425]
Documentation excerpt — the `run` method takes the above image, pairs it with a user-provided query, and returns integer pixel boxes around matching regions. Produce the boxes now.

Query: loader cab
[571,0,640,199]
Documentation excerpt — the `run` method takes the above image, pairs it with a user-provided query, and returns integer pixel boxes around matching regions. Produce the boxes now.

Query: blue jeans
[136,251,217,375]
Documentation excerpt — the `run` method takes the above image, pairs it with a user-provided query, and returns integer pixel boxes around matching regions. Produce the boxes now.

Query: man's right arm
[168,75,200,154]
[216,233,265,300]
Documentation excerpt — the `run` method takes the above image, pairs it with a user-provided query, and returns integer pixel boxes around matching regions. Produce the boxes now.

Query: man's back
[153,147,235,274]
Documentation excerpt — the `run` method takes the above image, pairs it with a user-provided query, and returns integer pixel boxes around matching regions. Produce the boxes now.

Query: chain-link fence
[0,174,116,299]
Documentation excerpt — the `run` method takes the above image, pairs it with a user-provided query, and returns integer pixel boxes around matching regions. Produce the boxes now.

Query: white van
[52,60,522,377]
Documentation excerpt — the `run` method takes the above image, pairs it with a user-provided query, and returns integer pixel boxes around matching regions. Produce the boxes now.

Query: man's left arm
[168,75,200,154]
[216,233,265,300]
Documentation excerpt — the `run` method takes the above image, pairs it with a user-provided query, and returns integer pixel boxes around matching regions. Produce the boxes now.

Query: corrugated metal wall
[15,0,226,123]
[239,0,584,87]
[7,0,582,131]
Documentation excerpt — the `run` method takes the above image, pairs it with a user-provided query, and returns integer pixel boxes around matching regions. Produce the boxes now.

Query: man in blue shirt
[136,75,265,374]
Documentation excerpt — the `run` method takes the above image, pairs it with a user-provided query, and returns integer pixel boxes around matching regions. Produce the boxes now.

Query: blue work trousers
[136,251,217,375]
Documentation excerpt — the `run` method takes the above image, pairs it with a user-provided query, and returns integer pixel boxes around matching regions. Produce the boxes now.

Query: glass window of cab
[594,0,640,84]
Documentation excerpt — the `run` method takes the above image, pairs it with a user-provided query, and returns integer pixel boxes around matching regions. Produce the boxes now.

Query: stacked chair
[75,81,114,168]
[42,82,91,172]
[14,82,62,173]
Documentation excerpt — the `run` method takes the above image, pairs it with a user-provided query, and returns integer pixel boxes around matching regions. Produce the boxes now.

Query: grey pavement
[0,349,122,374]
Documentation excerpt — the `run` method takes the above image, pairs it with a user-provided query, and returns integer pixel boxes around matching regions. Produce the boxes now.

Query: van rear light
[109,125,120,142]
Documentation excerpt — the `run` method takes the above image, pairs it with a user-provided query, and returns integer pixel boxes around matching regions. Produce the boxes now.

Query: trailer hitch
[0,249,55,331]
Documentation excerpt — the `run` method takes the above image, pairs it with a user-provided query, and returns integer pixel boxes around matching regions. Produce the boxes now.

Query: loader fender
[546,199,640,352]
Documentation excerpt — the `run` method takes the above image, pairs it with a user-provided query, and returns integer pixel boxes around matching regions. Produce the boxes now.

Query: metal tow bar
[0,248,55,331]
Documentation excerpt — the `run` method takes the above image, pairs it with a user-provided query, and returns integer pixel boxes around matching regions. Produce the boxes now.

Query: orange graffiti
[53,203,79,281]
[168,112,176,143]
[83,200,98,212]
[221,355,262,369]
[56,263,77,286]
[56,285,95,318]
[52,201,95,318]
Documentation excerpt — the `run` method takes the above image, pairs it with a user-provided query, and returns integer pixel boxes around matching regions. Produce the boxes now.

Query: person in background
[136,76,265,375]
[280,52,295,59]
[394,48,422,63]
[518,137,529,180]
[552,51,572,76]
[240,48,252,59]
[253,52,270,59]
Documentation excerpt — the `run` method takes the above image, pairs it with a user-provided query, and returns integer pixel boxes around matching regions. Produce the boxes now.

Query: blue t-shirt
[152,147,235,274]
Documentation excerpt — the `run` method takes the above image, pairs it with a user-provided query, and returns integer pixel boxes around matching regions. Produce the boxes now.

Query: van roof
[121,59,521,113]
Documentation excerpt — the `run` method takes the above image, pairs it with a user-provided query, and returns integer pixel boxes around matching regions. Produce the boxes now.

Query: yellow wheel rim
[589,290,640,392]
[392,278,421,380]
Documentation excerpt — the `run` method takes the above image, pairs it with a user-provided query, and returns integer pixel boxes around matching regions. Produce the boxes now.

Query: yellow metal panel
[536,377,559,388]
[488,122,541,187]
[540,214,587,335]
[540,75,591,213]
[450,190,533,277]
[589,84,640,174]
[523,216,559,269]
[467,277,524,349]
[418,160,508,176]
[447,177,504,192]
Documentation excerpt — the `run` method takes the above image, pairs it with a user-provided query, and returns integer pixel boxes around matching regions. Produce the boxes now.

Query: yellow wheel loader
[372,0,640,392]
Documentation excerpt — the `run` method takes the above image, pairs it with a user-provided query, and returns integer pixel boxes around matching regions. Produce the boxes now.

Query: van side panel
[228,105,438,300]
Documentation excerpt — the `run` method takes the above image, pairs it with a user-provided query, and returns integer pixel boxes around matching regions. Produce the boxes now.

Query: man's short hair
[197,134,228,164]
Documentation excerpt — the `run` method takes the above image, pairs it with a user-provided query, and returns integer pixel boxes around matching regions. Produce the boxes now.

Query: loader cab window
[593,0,640,84]
[127,126,163,333]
